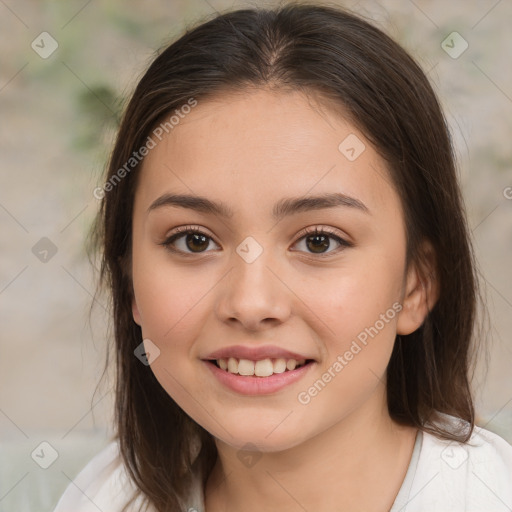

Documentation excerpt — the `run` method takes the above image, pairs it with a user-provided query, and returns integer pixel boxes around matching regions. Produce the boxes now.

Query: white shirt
[53,416,512,512]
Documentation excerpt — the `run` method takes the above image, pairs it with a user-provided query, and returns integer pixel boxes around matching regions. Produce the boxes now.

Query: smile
[212,357,310,376]
[203,358,316,395]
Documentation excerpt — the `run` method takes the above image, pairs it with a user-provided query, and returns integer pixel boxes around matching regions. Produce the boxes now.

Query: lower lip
[203,360,316,395]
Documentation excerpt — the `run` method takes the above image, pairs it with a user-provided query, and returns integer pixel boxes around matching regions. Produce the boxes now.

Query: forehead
[134,88,401,223]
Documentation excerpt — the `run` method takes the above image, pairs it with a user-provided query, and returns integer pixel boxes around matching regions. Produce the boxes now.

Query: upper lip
[203,345,314,361]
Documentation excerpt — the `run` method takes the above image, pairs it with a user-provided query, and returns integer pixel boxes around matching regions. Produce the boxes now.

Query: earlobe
[132,297,142,326]
[396,242,439,336]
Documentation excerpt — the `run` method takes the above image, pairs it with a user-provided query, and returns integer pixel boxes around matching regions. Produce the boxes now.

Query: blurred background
[0,0,511,510]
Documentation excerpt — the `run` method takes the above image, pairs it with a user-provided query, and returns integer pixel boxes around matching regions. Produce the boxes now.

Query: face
[130,88,426,452]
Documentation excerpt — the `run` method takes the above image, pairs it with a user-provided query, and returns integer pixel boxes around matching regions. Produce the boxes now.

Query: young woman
[54,3,512,511]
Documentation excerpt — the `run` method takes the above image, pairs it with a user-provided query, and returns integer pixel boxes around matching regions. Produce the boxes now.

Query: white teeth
[286,359,297,371]
[273,358,287,374]
[254,359,273,377]
[227,357,238,373]
[238,359,255,376]
[215,357,309,376]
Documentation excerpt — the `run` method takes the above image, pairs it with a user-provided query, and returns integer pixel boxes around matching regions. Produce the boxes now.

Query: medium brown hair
[88,3,484,511]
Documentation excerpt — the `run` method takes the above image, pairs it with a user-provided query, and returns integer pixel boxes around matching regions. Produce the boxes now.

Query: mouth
[205,357,315,377]
[203,356,317,395]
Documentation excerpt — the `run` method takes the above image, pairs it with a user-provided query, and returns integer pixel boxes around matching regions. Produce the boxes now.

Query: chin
[211,421,310,453]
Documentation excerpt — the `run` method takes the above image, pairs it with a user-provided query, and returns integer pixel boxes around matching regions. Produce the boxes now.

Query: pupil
[187,233,208,252]
[307,234,329,253]
[184,233,330,253]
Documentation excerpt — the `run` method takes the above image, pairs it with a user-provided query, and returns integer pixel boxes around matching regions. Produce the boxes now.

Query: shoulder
[407,413,512,511]
[53,439,148,512]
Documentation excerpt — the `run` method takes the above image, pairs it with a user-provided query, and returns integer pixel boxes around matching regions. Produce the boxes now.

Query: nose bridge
[216,235,290,328]
[232,235,278,302]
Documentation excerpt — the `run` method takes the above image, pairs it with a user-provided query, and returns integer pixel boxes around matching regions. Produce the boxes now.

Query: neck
[204,388,418,512]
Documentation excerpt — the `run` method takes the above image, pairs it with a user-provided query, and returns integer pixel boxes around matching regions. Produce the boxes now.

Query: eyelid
[290,225,353,257]
[159,225,220,255]
[165,224,216,240]
[294,225,349,242]
[160,224,353,256]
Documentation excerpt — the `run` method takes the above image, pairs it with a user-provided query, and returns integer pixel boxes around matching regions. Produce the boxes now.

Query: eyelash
[159,225,353,258]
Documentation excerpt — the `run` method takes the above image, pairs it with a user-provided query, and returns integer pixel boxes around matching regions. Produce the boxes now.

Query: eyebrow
[147,192,371,220]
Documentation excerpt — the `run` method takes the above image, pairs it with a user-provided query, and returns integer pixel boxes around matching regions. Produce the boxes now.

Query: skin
[130,88,438,512]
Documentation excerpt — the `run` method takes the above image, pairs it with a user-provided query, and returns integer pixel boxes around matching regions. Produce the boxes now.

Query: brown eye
[161,227,219,255]
[305,233,331,254]
[184,233,210,252]
[293,227,352,256]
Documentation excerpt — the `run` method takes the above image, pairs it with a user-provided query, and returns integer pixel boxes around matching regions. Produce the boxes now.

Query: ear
[132,297,142,326]
[118,253,141,326]
[396,240,439,335]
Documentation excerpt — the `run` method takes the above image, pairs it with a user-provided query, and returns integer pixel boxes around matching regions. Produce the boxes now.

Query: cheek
[131,255,215,416]
[296,255,402,383]
[294,275,400,419]
[299,258,402,337]
[132,243,210,340]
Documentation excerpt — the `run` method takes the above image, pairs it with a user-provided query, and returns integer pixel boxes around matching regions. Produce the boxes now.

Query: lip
[203,359,316,395]
[203,344,313,362]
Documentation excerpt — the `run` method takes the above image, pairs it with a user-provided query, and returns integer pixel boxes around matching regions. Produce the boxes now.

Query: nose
[215,244,292,332]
